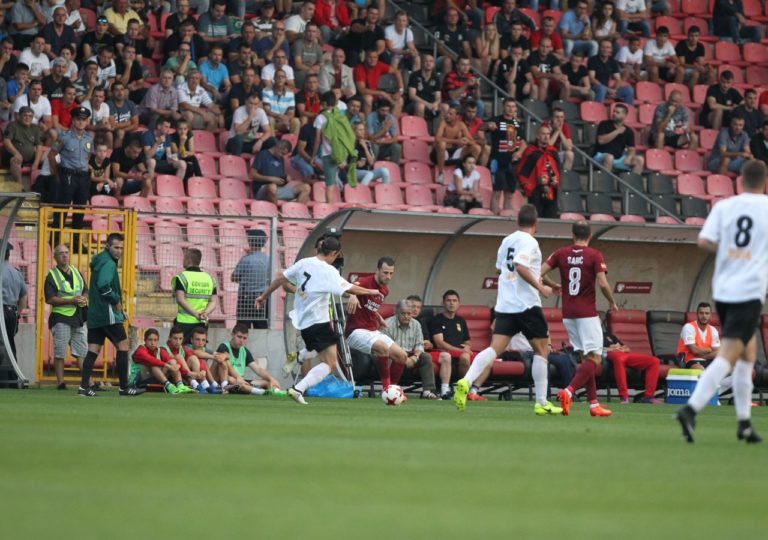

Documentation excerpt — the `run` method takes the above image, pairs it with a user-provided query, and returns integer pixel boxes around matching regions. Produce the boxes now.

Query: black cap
[247,229,267,238]
[262,1,275,8]
[72,106,91,119]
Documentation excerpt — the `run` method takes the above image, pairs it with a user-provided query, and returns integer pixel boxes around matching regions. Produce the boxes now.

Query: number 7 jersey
[283,256,354,330]
[495,230,543,313]
[699,193,768,304]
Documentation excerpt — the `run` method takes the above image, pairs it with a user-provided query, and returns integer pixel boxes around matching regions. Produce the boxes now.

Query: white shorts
[346,329,394,355]
[52,322,88,359]
[563,316,603,355]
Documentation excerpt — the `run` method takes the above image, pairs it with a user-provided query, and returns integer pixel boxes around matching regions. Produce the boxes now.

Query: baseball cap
[72,106,91,119]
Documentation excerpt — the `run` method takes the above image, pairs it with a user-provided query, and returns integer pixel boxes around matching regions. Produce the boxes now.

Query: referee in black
[48,107,94,250]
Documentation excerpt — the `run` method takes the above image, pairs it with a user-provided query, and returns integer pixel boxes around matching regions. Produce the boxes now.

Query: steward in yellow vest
[171,248,218,343]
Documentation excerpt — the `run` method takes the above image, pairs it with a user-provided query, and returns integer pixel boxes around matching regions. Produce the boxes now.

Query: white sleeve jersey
[283,256,353,330]
[699,193,768,304]
[495,231,543,314]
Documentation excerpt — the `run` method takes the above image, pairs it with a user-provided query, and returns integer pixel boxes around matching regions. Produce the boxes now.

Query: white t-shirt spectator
[313,112,332,157]
[12,94,52,124]
[616,0,646,14]
[88,56,117,87]
[384,24,413,50]
[284,14,308,35]
[179,82,213,108]
[228,104,269,140]
[261,63,295,85]
[643,39,676,64]
[616,45,643,66]
[19,49,51,78]
[81,99,111,126]
[448,168,480,192]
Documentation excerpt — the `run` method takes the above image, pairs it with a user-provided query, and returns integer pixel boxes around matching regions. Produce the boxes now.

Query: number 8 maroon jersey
[544,246,607,319]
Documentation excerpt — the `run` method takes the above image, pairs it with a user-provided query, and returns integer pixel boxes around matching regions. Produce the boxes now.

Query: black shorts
[87,323,127,345]
[491,158,518,192]
[494,307,549,340]
[715,300,763,345]
[301,322,339,353]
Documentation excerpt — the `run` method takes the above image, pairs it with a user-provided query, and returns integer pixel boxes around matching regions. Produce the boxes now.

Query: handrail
[389,0,684,223]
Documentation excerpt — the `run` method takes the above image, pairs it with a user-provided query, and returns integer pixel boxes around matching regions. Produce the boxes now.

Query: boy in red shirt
[130,328,194,393]
[164,325,213,394]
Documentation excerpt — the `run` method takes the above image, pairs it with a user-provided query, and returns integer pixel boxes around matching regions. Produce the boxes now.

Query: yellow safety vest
[172,269,215,323]
[49,266,85,317]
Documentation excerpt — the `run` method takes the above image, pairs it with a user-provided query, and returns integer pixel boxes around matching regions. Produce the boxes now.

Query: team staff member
[48,106,93,250]
[1,244,27,361]
[44,244,89,391]
[171,248,218,344]
[78,233,145,397]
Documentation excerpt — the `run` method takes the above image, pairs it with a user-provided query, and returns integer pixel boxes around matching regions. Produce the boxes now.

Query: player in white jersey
[256,237,380,404]
[676,159,768,443]
[454,205,563,415]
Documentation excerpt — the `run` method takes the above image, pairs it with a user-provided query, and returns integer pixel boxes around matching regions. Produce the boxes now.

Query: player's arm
[346,292,360,314]
[539,262,562,293]
[247,362,280,388]
[596,272,618,311]
[257,271,290,305]
[697,238,717,253]
[515,263,553,298]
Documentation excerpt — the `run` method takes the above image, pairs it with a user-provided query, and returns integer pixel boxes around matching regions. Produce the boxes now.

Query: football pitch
[1,390,765,539]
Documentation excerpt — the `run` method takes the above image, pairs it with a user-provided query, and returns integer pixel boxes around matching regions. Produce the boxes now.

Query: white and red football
[381,385,405,406]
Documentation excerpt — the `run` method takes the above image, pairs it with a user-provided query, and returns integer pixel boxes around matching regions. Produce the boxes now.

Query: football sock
[589,402,599,409]
[688,356,731,412]
[116,351,129,389]
[441,383,450,394]
[375,356,391,388]
[470,385,479,394]
[221,381,229,389]
[189,379,200,389]
[164,381,172,390]
[532,355,549,406]
[250,387,266,395]
[80,351,98,390]
[585,366,598,402]
[719,375,733,394]
[295,362,331,393]
[390,361,405,386]
[176,381,184,387]
[732,360,754,421]
[200,380,210,390]
[211,381,219,388]
[463,347,495,386]
[568,360,596,396]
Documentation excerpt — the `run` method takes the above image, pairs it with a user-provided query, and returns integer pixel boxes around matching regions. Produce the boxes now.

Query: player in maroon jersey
[345,257,409,390]
[541,220,619,417]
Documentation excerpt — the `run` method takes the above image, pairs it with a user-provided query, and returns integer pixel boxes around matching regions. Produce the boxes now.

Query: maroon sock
[569,361,596,394]
[585,366,598,402]
[375,356,391,388]
[390,361,406,386]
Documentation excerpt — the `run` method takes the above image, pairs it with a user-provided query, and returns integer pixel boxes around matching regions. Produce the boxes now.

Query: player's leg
[437,352,452,397]
[528,336,562,415]
[289,323,339,404]
[468,361,492,401]
[454,333,509,410]
[623,353,661,403]
[371,333,406,389]
[733,336,761,442]
[79,328,105,396]
[562,318,610,416]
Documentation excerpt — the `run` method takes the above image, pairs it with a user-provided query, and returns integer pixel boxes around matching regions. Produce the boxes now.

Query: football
[381,385,405,406]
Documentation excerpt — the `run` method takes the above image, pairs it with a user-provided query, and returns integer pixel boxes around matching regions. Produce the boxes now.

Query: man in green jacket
[78,233,145,397]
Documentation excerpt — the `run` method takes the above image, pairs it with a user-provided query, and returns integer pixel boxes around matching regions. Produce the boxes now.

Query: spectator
[604,332,663,404]
[82,86,113,147]
[88,142,114,196]
[227,42,257,85]
[116,18,153,61]
[262,69,299,135]
[365,99,401,164]
[228,66,261,115]
[19,34,50,79]
[164,0,195,39]
[142,117,186,180]
[676,302,721,369]
[561,50,592,101]
[0,38,19,81]
[261,48,295,89]
[254,20,289,66]
[486,97,526,214]
[295,73,321,127]
[104,0,141,36]
[346,5,386,64]
[139,68,181,129]
[285,0,315,43]
[345,94,363,124]
[291,119,319,180]
[749,119,768,165]
[115,43,146,104]
[253,1,279,37]
[58,45,77,80]
[41,6,76,59]
[81,16,116,61]
[352,122,391,186]
[496,44,534,102]
[163,41,197,87]
[463,100,490,166]
[232,229,270,329]
[8,63,30,107]
[404,53,443,120]
[12,79,51,132]
[226,93,272,155]
[593,103,644,174]
[517,124,560,218]
[90,46,117,89]
[651,90,698,150]
[616,34,644,85]
[311,91,353,203]
[249,139,310,203]
[559,0,598,59]
[434,104,481,185]
[732,89,763,138]
[63,0,84,38]
[701,70,743,130]
[472,21,501,77]
[384,299,442,400]
[528,37,568,102]
[530,16,564,60]
[179,69,222,131]
[2,106,42,188]
[443,153,482,213]
[616,0,650,38]
[429,0,484,31]
[588,39,635,105]
[384,11,419,71]
[41,57,70,100]
[107,81,139,148]
[428,289,489,401]
[643,26,680,84]
[51,83,77,132]
[199,44,231,103]
[434,7,472,73]
[548,107,575,172]
[500,21,532,60]
[675,25,715,91]
[312,0,352,45]
[708,115,751,174]
[197,0,236,46]
[592,1,621,49]
[442,55,483,117]
[354,48,404,116]
[759,89,768,118]
[169,118,202,178]
[713,0,762,44]
[226,21,258,64]
[319,48,356,99]
[10,0,47,50]
[292,22,323,90]
[110,135,153,197]
[493,0,536,36]
[164,21,208,63]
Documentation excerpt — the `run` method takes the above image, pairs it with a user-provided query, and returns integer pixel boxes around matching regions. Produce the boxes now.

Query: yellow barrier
[35,206,137,384]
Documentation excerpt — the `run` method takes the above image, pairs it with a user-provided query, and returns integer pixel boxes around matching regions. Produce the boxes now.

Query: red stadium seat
[636,81,663,104]
[637,103,656,125]
[543,308,570,348]
[619,214,646,223]
[192,130,223,156]
[674,150,708,175]
[404,185,437,208]
[186,221,215,242]
[374,184,407,208]
[676,174,711,199]
[187,176,217,198]
[280,202,311,219]
[684,217,706,226]
[90,195,120,208]
[468,208,495,216]
[196,153,219,179]
[663,83,692,105]
[699,128,718,151]
[141,58,159,83]
[580,101,608,123]
[79,8,96,31]
[681,0,709,16]
[606,310,653,355]
[218,223,248,246]
[374,161,403,183]
[123,195,154,212]
[218,154,248,180]
[402,139,431,162]
[706,174,735,197]
[343,184,373,205]
[154,197,185,214]
[136,243,158,271]
[400,115,434,142]
[743,0,768,21]
[154,220,183,243]
[645,149,677,175]
[456,306,493,350]
[436,206,463,214]
[187,198,217,215]
[218,199,249,216]
[692,84,709,106]
[312,202,342,219]
[218,178,248,199]
[655,16,682,37]
[590,214,616,222]
[714,42,746,67]
[250,200,279,217]
[403,161,433,184]
[281,133,298,151]
[559,212,586,221]
[746,66,768,86]
[541,9,563,27]
[156,175,186,198]
[743,43,768,63]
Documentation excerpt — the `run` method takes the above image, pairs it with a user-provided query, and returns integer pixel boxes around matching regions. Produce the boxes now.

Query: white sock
[201,380,210,389]
[250,387,266,395]
[441,383,450,394]
[732,360,754,421]
[532,355,549,406]
[299,348,317,362]
[688,356,732,412]
[221,381,229,389]
[719,375,733,394]
[176,381,184,387]
[189,379,199,389]
[295,362,331,393]
[463,347,496,386]
[211,381,219,388]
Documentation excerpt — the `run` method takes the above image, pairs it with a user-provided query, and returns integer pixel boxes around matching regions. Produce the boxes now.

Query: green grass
[0,390,765,540]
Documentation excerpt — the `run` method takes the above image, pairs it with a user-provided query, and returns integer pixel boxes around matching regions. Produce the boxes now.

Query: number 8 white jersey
[699,193,768,304]
[283,256,354,330]
[495,230,543,313]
